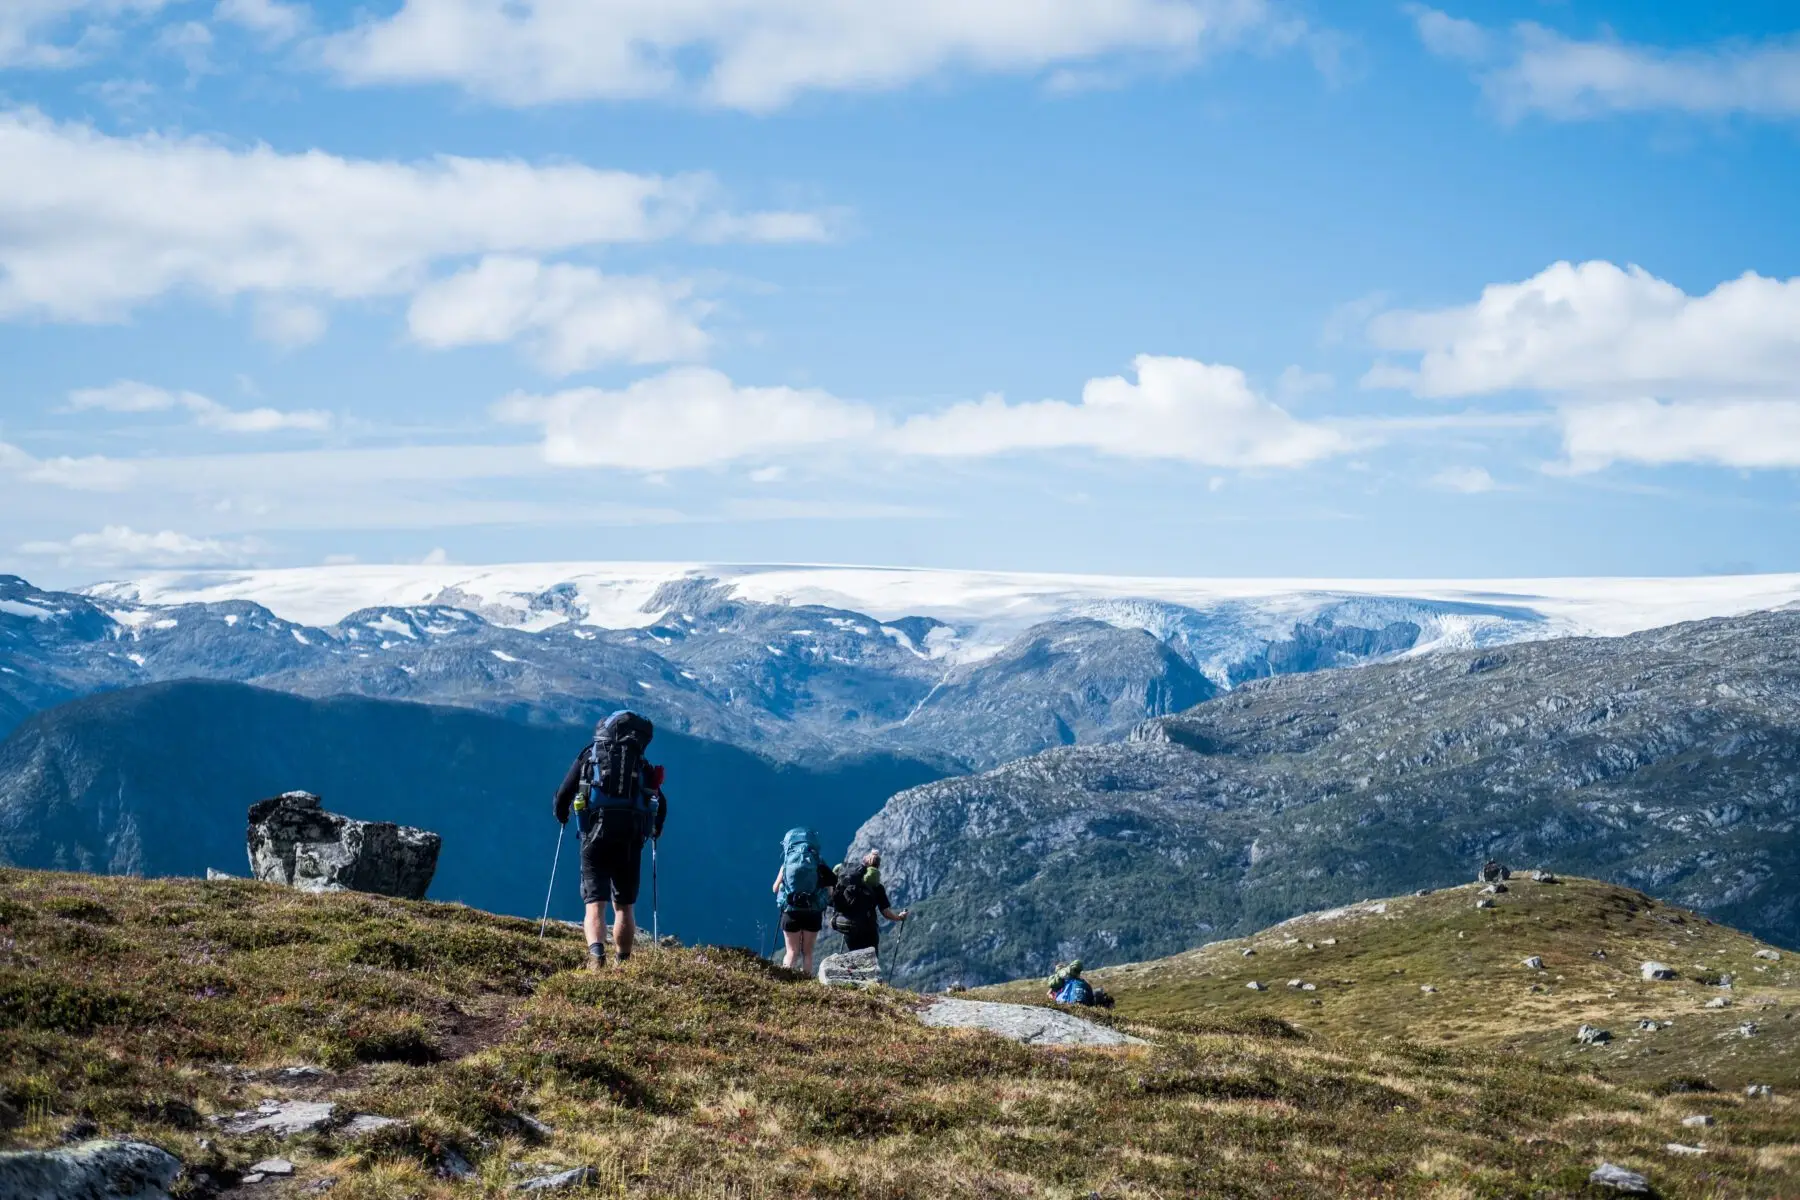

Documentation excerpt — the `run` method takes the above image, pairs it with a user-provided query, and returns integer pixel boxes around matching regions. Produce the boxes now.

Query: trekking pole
[538,822,566,939]
[651,834,660,945]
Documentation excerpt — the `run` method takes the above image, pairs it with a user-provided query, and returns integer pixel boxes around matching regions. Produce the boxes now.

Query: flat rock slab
[515,1166,599,1192]
[212,1099,337,1137]
[918,999,1144,1047]
[0,1139,182,1200]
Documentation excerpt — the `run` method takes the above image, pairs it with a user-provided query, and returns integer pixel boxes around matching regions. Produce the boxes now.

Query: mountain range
[860,608,1800,989]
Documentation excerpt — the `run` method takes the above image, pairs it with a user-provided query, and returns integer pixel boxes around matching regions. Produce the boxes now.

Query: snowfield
[80,562,1800,668]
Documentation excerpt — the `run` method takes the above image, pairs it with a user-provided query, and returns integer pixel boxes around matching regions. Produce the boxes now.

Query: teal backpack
[776,828,829,914]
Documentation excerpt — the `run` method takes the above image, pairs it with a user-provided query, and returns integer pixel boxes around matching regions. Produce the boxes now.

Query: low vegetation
[2,868,1797,1197]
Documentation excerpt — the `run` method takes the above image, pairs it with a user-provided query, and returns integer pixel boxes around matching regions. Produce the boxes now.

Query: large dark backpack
[1054,977,1096,1006]
[584,711,654,836]
[776,828,830,914]
[829,863,878,930]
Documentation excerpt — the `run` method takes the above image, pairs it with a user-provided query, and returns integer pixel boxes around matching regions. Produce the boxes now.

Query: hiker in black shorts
[554,711,666,971]
[830,849,908,953]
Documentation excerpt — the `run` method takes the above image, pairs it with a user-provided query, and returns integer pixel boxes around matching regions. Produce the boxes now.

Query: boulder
[817,947,881,988]
[1640,961,1676,981]
[211,1099,337,1137]
[0,1140,182,1200]
[918,998,1144,1047]
[1589,1162,1651,1193]
[247,792,440,899]
[1576,1024,1612,1044]
[1477,860,1511,883]
[1754,949,1780,962]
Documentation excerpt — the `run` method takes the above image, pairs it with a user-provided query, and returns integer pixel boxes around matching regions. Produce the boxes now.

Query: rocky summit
[247,791,441,899]
[859,609,1800,988]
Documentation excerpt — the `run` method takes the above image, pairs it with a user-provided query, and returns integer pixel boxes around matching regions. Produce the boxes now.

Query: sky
[1,0,1797,588]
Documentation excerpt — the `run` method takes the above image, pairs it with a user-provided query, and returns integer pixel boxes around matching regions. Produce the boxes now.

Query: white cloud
[1428,465,1496,493]
[0,0,172,68]
[496,367,883,470]
[322,0,1284,112]
[155,18,213,74]
[0,107,830,326]
[19,524,263,568]
[1412,16,1800,121]
[0,440,137,490]
[407,256,710,373]
[500,355,1353,471]
[890,355,1351,467]
[67,380,333,433]
[215,0,309,43]
[1404,5,1488,64]
[253,297,329,348]
[1559,399,1800,473]
[1366,261,1800,400]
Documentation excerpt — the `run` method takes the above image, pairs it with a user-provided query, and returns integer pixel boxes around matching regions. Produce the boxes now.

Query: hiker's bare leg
[613,902,636,959]
[583,901,605,950]
[782,929,803,968]
[800,929,819,974]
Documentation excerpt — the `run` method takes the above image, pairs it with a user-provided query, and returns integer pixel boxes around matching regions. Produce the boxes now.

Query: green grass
[2,867,1797,1197]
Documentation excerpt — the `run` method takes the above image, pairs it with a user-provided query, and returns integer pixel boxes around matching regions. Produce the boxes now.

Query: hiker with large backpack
[1045,959,1112,1008]
[829,849,908,954]
[553,710,667,972]
[772,827,837,974]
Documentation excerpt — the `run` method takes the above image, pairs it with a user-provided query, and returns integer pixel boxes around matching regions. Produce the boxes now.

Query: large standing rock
[247,792,440,899]
[0,1140,182,1200]
[818,947,882,988]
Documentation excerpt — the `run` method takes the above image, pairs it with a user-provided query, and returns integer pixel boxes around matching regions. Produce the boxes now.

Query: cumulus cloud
[408,256,710,373]
[322,0,1283,111]
[67,380,333,433]
[1367,260,1800,474]
[1411,14,1800,120]
[495,367,883,470]
[18,524,263,568]
[1365,261,1800,400]
[0,107,829,328]
[214,0,309,43]
[499,355,1352,471]
[0,0,172,67]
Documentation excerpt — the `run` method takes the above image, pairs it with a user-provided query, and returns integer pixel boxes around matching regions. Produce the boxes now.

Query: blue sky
[1,0,1796,586]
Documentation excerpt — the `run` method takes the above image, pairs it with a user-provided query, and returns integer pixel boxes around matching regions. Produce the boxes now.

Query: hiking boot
[585,946,605,973]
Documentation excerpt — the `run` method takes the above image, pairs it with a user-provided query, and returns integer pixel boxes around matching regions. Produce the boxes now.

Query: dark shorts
[780,908,824,934]
[579,830,643,907]
[842,924,879,953]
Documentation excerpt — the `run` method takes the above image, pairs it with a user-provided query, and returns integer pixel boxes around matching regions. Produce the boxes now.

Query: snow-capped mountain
[7,563,1799,770]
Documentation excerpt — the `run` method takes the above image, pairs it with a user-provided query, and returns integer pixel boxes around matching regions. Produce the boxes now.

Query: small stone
[1530,870,1557,883]
[1301,982,1317,992]
[1321,938,1337,946]
[243,1173,266,1185]
[1736,1022,1758,1038]
[249,1158,295,1176]
[1481,883,1508,895]
[1414,888,1431,897]
[1589,1162,1651,1193]
[205,868,238,880]
[1241,948,1256,957]
[1753,949,1780,961]
[1522,956,1545,970]
[1664,1143,1705,1157]
[1638,1020,1661,1032]
[1592,949,1608,960]
[1576,1024,1612,1044]
[1682,1115,1714,1128]
[1420,985,1437,994]
[1475,899,1494,910]
[1704,997,1730,1009]
[439,1149,477,1180]
[1640,961,1676,981]
[1717,973,1735,988]
[516,1114,553,1140]
[1286,979,1304,989]
[1245,981,1264,991]
[277,1065,326,1081]
[1746,1084,1773,1097]
[515,1166,600,1192]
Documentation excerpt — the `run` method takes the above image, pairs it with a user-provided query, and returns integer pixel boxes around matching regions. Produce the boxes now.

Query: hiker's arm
[772,868,784,895]
[552,751,585,824]
[881,907,909,922]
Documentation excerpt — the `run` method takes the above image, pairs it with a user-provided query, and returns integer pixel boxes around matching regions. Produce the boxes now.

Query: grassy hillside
[979,877,1800,1092]
[3,869,1797,1197]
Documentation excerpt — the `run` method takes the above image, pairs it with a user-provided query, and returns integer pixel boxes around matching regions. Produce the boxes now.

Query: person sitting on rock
[554,711,667,972]
[829,849,907,954]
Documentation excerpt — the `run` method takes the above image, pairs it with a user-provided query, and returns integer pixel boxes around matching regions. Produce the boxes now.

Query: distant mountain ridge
[10,565,1798,770]
[857,608,1800,989]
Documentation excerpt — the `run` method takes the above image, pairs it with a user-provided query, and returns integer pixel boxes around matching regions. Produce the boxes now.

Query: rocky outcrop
[247,792,440,899]
[818,947,882,988]
[918,998,1144,1048]
[0,1139,182,1200]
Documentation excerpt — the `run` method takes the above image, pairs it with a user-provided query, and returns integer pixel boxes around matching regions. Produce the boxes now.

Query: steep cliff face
[857,610,1800,989]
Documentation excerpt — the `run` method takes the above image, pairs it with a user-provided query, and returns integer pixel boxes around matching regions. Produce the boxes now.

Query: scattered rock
[212,1099,337,1137]
[1477,860,1511,884]
[1638,1020,1662,1032]
[1475,899,1494,910]
[1366,903,1388,915]
[342,1114,405,1138]
[515,1166,599,1192]
[1245,981,1265,991]
[1420,985,1437,994]
[249,1158,295,1176]
[1664,1143,1706,1157]
[1530,870,1558,883]
[1522,956,1544,970]
[817,947,882,988]
[1704,997,1730,1009]
[918,998,1145,1047]
[0,1140,183,1200]
[439,1149,478,1180]
[1286,979,1304,989]
[1717,973,1735,988]
[1481,883,1508,895]
[1592,949,1607,959]
[1640,961,1676,981]
[1746,1084,1773,1097]
[1682,1115,1715,1128]
[1321,938,1337,946]
[205,868,239,880]
[1754,949,1780,962]
[1240,948,1256,957]
[1735,1023,1758,1039]
[515,1114,554,1140]
[1576,1024,1612,1044]
[247,791,441,899]
[243,1173,266,1185]
[1301,982,1317,992]
[276,1065,326,1082]
[303,1182,337,1194]
[1589,1162,1651,1193]
[1413,888,1432,897]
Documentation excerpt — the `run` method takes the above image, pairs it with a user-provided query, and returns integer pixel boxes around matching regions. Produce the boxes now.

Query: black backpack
[830,864,878,926]
[588,710,654,807]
